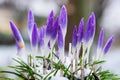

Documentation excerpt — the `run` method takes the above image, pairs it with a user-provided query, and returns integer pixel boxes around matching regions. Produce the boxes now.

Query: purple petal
[28,9,34,32]
[46,10,54,36]
[39,27,45,47]
[32,23,38,47]
[77,18,84,43]
[59,5,67,29]
[10,21,23,42]
[10,21,24,50]
[97,28,104,49]
[84,12,96,42]
[72,25,77,47]
[103,35,114,54]
[58,26,64,49]
[51,17,59,39]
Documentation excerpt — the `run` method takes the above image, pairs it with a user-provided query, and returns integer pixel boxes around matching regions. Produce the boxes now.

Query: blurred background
[0,0,120,78]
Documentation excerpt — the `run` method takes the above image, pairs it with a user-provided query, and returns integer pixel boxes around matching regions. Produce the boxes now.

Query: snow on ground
[0,45,120,76]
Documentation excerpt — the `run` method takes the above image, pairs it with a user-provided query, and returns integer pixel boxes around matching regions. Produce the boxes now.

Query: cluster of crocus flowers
[10,5,114,79]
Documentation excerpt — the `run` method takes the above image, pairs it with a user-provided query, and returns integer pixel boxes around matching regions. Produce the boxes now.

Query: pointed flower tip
[97,28,104,49]
[62,5,66,11]
[9,21,15,28]
[51,17,59,39]
[28,9,32,14]
[32,23,38,47]
[84,12,96,42]
[59,5,67,29]
[103,35,114,54]
[89,12,95,23]
[49,10,54,18]
[72,25,77,47]
[78,18,84,43]
[28,9,34,31]
[79,18,84,27]
[46,10,54,36]
[51,10,54,15]
[91,12,95,19]
[81,17,84,22]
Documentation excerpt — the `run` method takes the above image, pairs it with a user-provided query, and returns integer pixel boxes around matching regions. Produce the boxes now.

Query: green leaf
[93,60,105,65]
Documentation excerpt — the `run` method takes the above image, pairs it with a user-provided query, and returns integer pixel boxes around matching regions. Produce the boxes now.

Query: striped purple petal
[97,28,104,49]
[59,5,67,29]
[77,18,84,43]
[58,26,64,49]
[10,21,24,50]
[59,5,68,38]
[84,12,96,42]
[72,25,77,47]
[103,35,114,54]
[28,9,34,32]
[51,17,59,39]
[39,27,45,47]
[31,23,38,47]
[46,10,54,36]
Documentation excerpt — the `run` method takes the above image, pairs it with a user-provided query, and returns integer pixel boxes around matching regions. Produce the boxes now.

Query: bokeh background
[0,0,120,78]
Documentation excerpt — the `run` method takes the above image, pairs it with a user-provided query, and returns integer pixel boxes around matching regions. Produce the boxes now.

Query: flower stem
[81,44,85,80]
[43,56,47,75]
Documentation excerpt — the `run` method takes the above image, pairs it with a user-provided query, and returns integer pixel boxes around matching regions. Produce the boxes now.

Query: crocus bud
[59,5,67,38]
[77,18,84,43]
[58,26,65,63]
[72,25,77,47]
[51,17,59,40]
[58,26,64,49]
[10,21,24,51]
[28,9,34,34]
[103,35,114,54]
[31,23,38,47]
[48,17,59,48]
[46,10,54,37]
[10,21,25,55]
[97,28,104,49]
[39,27,45,47]
[84,12,96,42]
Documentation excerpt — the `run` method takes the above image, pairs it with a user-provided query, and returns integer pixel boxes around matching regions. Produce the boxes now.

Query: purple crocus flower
[72,26,77,47]
[77,18,84,43]
[103,35,114,54]
[51,17,59,40]
[10,21,24,49]
[28,9,34,34]
[31,23,38,47]
[46,10,54,37]
[84,12,96,42]
[39,27,45,47]
[59,5,67,38]
[97,28,104,49]
[58,26,64,49]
